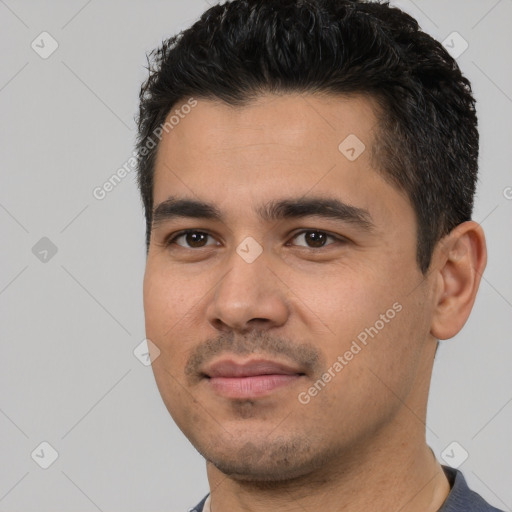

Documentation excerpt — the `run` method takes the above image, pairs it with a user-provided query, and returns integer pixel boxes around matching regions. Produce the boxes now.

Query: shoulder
[439,466,505,512]
[189,494,209,512]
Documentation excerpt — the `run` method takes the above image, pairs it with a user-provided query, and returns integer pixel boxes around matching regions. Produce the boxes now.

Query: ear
[430,221,487,340]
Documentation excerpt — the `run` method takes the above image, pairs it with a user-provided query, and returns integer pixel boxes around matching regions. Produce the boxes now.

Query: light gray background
[1,1,511,511]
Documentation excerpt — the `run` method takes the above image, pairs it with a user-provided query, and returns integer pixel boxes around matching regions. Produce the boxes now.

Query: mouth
[201,358,306,399]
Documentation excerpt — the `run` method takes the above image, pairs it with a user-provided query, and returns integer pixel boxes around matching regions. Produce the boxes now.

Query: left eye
[288,230,339,248]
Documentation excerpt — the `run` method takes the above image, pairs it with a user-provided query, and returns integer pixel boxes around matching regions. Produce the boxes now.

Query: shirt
[189,466,505,511]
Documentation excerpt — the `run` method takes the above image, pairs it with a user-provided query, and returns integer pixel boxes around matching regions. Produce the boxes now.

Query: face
[143,93,437,481]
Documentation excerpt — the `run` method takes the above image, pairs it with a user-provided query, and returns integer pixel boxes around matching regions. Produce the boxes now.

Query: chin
[199,436,334,482]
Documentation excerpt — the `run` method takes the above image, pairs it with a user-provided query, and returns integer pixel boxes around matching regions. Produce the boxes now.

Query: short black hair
[135,0,478,274]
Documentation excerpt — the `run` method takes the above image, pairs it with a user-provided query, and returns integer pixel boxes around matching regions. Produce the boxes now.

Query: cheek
[290,264,396,346]
[143,267,201,374]
[144,268,202,423]
[151,358,203,435]
[144,265,194,333]
[298,264,427,400]
[337,294,428,404]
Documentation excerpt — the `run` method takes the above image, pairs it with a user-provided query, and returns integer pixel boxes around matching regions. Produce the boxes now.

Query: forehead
[157,93,379,163]
[152,93,410,227]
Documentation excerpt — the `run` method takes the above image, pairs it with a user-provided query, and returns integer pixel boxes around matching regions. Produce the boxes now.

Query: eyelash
[164,229,346,250]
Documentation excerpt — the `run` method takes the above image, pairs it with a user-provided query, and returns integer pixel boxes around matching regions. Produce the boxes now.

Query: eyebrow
[152,195,375,231]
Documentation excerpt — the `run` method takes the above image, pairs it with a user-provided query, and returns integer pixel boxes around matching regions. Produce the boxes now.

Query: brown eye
[168,231,217,249]
[290,230,338,248]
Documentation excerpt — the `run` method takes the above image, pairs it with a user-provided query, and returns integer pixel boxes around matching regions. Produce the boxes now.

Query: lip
[202,358,305,399]
[204,359,304,378]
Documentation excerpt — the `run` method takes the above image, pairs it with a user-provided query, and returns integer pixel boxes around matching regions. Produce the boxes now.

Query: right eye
[165,230,219,249]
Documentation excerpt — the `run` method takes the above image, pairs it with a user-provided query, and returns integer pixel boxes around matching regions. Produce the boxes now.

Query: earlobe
[430,221,487,340]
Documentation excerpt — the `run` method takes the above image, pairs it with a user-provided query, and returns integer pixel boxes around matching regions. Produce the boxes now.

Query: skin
[143,93,487,511]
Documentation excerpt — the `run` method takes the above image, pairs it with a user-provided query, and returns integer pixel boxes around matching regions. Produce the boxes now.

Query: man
[135,0,501,510]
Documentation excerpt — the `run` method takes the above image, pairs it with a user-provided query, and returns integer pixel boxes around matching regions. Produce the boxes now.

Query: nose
[206,247,290,334]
